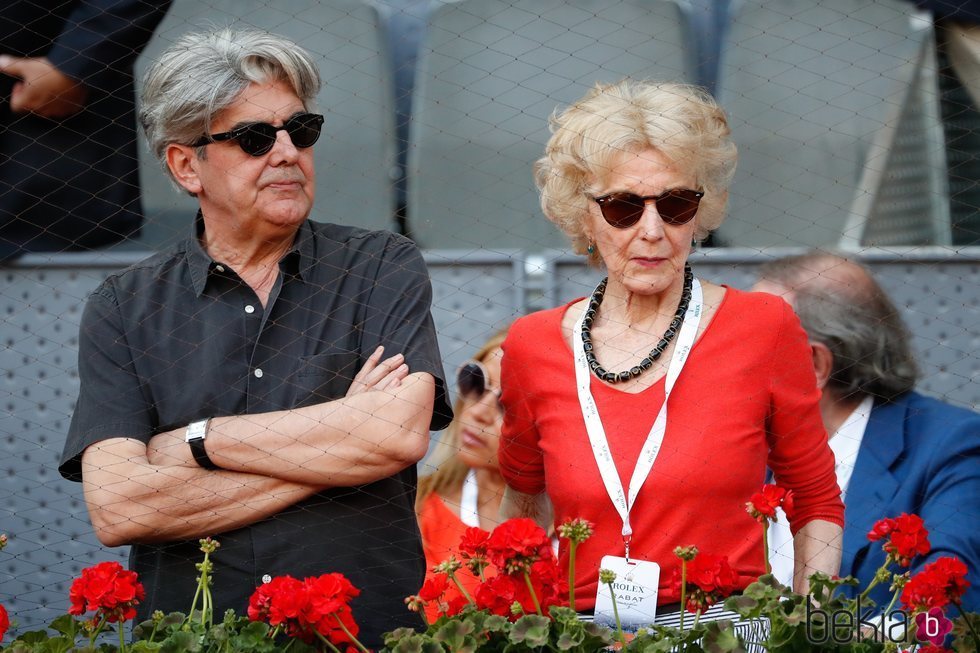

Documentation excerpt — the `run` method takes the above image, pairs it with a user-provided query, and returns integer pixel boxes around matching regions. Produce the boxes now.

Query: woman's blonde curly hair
[534,79,738,262]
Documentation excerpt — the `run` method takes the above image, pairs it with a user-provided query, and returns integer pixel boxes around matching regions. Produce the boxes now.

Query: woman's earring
[691,238,698,249]
[587,242,596,255]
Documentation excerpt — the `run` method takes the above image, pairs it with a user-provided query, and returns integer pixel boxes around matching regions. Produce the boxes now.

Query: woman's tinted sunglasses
[456,360,500,404]
[592,188,704,229]
[193,112,325,156]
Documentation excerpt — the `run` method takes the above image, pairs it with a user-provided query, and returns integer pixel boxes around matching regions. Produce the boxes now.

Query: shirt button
[215,264,225,272]
[262,574,272,584]
[254,368,264,378]
[245,304,255,314]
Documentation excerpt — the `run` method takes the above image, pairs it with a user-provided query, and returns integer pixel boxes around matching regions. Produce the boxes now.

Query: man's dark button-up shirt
[60,218,452,645]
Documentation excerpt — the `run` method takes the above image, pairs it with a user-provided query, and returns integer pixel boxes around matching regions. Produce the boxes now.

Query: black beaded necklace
[581,264,694,383]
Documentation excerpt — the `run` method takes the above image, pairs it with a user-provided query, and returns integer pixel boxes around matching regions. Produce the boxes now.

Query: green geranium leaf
[726,595,759,615]
[5,633,75,653]
[556,628,585,651]
[130,641,164,653]
[48,615,85,639]
[435,618,476,651]
[701,621,744,653]
[159,630,201,653]
[509,615,551,648]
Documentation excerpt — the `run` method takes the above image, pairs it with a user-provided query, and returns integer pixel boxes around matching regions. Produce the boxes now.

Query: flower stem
[333,613,371,653]
[858,573,883,602]
[568,541,577,611]
[762,523,771,575]
[448,570,475,604]
[119,619,128,653]
[679,561,687,631]
[881,586,901,620]
[89,614,108,648]
[692,609,702,629]
[522,571,544,616]
[315,632,343,653]
[607,584,625,645]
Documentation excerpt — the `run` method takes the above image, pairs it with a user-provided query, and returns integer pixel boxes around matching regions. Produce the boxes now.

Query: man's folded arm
[145,371,435,487]
[81,438,324,547]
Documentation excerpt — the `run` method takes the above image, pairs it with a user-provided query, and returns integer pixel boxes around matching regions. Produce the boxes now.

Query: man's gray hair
[758,252,918,401]
[139,27,321,182]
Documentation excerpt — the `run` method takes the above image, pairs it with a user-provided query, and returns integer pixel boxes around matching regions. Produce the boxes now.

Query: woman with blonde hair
[498,80,844,617]
[416,327,509,618]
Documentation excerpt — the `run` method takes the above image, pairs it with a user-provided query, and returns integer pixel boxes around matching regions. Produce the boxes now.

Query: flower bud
[558,518,595,544]
[674,545,699,561]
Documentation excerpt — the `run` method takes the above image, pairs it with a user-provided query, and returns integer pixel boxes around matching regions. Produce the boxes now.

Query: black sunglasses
[456,360,499,403]
[192,112,325,156]
[592,188,704,228]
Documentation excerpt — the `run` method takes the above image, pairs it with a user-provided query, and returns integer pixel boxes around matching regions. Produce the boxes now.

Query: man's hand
[0,55,88,118]
[347,346,408,396]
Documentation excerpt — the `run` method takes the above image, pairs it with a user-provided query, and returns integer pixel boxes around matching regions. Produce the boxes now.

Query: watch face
[186,420,209,441]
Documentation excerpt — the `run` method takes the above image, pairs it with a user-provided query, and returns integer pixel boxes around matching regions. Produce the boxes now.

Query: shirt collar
[186,213,315,297]
[829,394,875,497]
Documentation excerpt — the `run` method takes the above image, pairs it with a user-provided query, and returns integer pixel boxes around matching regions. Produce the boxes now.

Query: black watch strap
[186,419,219,470]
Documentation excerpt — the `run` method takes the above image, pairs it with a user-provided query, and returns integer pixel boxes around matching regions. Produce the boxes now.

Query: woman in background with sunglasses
[416,328,509,619]
[497,80,844,618]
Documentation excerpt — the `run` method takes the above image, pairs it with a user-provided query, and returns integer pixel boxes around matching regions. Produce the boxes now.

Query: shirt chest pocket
[291,351,360,405]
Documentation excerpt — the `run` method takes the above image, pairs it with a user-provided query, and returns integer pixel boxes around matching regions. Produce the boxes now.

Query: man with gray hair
[58,28,451,643]
[753,251,979,612]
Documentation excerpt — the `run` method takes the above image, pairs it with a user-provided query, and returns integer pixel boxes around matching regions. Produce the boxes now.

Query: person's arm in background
[765,299,844,594]
[496,318,555,529]
[0,0,171,117]
[500,486,554,529]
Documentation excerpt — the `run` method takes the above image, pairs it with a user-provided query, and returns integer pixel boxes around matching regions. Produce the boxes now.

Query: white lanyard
[460,468,480,527]
[572,278,703,558]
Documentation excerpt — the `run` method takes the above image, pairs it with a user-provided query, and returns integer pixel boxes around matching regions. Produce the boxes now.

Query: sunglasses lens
[456,362,486,399]
[286,114,324,148]
[598,194,644,228]
[238,123,278,156]
[657,189,702,225]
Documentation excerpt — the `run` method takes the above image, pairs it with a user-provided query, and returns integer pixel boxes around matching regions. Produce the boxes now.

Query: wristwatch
[185,418,219,470]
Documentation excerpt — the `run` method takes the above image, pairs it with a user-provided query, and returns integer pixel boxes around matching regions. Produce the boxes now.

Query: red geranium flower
[0,603,9,641]
[247,575,311,639]
[868,517,896,542]
[669,552,738,614]
[475,574,519,617]
[444,595,469,617]
[417,574,448,602]
[67,561,145,623]
[486,518,553,574]
[745,484,794,523]
[869,513,931,566]
[303,573,361,644]
[459,526,492,576]
[901,556,970,612]
[248,573,362,647]
[527,558,567,610]
[459,526,491,558]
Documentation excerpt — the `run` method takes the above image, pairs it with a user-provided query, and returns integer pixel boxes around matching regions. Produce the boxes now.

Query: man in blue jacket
[754,251,979,613]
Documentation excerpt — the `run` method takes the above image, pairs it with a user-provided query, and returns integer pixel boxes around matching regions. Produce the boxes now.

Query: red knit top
[498,287,844,610]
